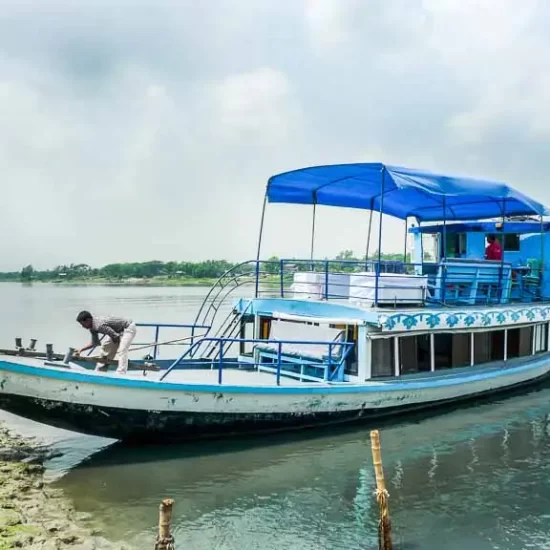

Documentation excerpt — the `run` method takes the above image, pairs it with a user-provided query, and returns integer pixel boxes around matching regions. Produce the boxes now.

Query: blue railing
[244,258,547,307]
[160,336,354,385]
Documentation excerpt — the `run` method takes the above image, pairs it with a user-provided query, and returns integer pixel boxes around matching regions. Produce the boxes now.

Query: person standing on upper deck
[75,311,137,373]
[485,234,503,261]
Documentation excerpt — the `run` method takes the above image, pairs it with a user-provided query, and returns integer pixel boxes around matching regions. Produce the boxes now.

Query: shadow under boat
[64,376,550,472]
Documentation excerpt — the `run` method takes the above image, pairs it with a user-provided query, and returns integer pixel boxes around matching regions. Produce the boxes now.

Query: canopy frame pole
[417,217,423,269]
[403,218,408,264]
[375,168,385,306]
[442,196,447,304]
[310,200,317,266]
[539,214,545,302]
[254,194,268,298]
[499,199,506,304]
[365,203,374,270]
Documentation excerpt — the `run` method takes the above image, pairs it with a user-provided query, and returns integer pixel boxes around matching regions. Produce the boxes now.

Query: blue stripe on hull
[0,373,547,443]
[1,355,550,394]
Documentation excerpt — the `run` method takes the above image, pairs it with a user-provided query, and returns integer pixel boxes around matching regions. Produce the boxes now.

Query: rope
[154,536,175,550]
[376,488,392,550]
[128,333,208,353]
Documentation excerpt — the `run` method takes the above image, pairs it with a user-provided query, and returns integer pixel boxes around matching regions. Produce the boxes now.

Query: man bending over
[76,311,137,374]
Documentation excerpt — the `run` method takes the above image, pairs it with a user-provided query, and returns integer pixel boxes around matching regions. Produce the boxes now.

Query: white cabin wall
[357,325,369,380]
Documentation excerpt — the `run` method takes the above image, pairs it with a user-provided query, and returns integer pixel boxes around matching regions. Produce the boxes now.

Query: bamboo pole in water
[155,499,175,550]
[370,430,392,550]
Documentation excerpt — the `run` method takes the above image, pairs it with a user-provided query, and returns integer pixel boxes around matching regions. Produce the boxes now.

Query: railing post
[153,325,160,360]
[327,343,332,381]
[218,340,224,385]
[325,260,329,300]
[374,261,380,306]
[280,258,285,298]
[276,342,282,386]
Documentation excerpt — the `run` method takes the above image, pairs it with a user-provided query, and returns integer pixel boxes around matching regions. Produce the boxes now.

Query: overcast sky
[1,0,550,270]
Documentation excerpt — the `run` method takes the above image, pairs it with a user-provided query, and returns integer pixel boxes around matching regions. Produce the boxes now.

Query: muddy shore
[0,424,130,550]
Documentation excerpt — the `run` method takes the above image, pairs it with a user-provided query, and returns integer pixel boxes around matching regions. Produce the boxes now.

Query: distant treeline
[0,250,419,282]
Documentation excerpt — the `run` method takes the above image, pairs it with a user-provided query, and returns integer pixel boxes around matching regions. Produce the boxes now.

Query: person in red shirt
[485,234,503,261]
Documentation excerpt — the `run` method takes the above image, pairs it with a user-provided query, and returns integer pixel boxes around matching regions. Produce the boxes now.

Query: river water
[2,283,550,550]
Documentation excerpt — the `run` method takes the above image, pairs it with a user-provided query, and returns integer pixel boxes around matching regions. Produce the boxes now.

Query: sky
[2,0,550,270]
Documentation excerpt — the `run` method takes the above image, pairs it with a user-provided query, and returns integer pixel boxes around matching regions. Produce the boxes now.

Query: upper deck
[245,163,550,323]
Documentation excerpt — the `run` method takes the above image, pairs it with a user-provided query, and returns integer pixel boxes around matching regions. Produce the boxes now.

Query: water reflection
[52,384,550,550]
[3,283,550,549]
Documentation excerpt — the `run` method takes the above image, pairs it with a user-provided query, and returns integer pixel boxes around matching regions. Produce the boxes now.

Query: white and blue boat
[1,163,550,443]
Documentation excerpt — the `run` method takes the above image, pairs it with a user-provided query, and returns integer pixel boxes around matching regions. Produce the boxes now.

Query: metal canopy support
[365,207,374,262]
[541,214,545,300]
[403,218,408,263]
[254,194,268,298]
[375,168,385,305]
[310,201,317,262]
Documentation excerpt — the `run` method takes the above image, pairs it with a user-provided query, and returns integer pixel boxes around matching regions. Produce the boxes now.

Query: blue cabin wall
[409,222,548,300]
[520,233,547,297]
[415,227,540,264]
[520,233,545,262]
[466,234,485,259]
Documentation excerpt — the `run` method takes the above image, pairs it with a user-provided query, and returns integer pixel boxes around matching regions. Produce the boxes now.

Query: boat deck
[0,354,327,387]
[1,353,541,388]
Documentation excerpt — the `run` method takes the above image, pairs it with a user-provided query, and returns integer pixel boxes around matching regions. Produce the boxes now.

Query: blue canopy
[266,163,549,221]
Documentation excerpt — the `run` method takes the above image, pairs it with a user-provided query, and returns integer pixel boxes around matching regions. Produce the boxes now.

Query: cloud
[213,68,300,143]
[1,0,550,270]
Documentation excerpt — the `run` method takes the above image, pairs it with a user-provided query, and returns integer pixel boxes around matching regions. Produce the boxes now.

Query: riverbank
[0,277,217,287]
[0,424,128,550]
[0,275,283,287]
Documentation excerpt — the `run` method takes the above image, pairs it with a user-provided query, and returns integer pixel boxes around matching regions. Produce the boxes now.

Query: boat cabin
[409,219,549,302]
[160,163,550,388]
[213,164,550,385]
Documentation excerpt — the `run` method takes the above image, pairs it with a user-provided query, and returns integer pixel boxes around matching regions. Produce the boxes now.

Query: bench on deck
[254,320,347,382]
[428,258,512,305]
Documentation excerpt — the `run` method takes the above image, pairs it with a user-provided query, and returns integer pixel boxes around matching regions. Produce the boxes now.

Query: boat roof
[266,163,549,222]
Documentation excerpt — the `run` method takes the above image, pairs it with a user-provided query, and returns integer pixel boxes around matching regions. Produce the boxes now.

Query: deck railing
[248,258,547,307]
[160,336,355,385]
[133,322,211,360]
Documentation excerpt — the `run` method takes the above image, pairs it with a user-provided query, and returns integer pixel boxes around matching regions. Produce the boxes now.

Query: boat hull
[1,356,549,443]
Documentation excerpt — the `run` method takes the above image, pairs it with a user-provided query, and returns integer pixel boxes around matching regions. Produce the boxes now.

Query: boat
[1,162,550,443]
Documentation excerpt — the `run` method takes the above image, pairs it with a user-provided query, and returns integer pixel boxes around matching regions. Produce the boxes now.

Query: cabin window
[506,327,533,359]
[474,330,505,364]
[371,338,395,377]
[421,233,438,262]
[260,317,271,340]
[434,333,471,369]
[400,335,431,374]
[534,323,548,353]
[502,233,520,252]
[444,232,467,258]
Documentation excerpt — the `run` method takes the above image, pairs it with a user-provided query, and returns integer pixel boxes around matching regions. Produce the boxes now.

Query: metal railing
[247,258,547,307]
[160,336,355,385]
[184,258,548,348]
[133,322,211,360]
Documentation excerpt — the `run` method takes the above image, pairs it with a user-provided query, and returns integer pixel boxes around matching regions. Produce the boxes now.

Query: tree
[21,265,34,280]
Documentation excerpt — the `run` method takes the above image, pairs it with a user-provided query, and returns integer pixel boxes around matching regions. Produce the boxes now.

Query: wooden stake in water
[155,498,175,550]
[370,430,393,550]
